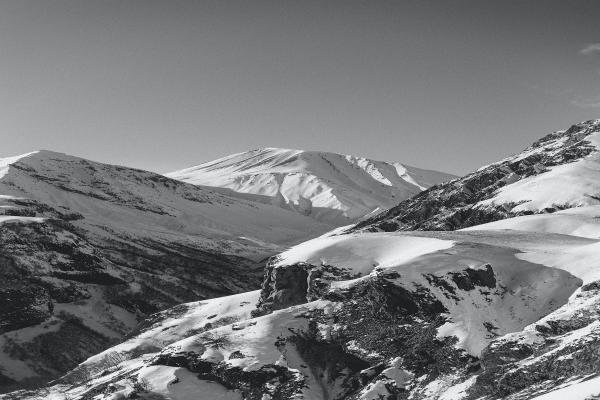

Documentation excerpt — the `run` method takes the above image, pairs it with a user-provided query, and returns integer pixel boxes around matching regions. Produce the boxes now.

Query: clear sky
[1,0,599,175]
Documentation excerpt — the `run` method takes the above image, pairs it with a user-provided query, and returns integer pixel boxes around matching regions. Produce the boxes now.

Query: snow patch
[276,233,455,275]
[0,216,45,224]
[0,151,39,179]
[463,205,600,239]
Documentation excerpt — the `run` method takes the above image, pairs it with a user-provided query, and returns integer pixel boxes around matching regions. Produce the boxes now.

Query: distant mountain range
[166,147,456,225]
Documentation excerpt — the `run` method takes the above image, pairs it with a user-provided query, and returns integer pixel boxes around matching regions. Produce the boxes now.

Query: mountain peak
[166,149,456,224]
[526,119,600,150]
[253,146,302,153]
[563,118,600,132]
[1,149,81,165]
[33,149,75,158]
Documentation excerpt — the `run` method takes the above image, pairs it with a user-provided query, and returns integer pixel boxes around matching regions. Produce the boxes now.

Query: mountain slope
[461,205,600,239]
[166,148,456,224]
[12,227,597,400]
[0,150,334,392]
[354,119,600,232]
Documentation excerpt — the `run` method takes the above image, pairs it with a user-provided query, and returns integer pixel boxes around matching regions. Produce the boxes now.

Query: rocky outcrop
[253,262,310,315]
[151,351,304,399]
[254,260,360,316]
[246,260,479,398]
[449,264,496,291]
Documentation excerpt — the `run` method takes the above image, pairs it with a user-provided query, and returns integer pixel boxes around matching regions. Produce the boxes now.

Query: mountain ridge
[166,147,457,225]
[353,119,600,232]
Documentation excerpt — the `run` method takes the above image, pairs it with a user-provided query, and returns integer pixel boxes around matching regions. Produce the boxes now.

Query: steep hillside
[354,119,600,232]
[166,148,456,224]
[0,150,334,392]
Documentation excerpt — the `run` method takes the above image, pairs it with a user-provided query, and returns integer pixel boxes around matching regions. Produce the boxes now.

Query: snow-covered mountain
[0,150,336,392]
[166,148,456,224]
[355,119,600,232]
[13,120,600,400]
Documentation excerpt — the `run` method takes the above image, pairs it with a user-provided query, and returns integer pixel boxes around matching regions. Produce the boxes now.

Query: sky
[1,0,600,175]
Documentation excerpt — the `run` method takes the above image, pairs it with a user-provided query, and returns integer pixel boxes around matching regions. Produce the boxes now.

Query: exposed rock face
[449,264,496,291]
[254,260,360,316]
[151,351,304,398]
[354,120,600,232]
[0,285,52,334]
[254,262,310,315]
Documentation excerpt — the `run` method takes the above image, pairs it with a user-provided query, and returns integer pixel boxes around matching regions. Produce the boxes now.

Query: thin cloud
[580,43,600,55]
[571,97,600,108]
[572,44,600,107]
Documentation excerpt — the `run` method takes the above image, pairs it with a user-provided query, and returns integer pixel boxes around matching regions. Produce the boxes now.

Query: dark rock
[449,264,496,291]
[152,351,301,399]
[0,285,52,334]
[581,280,600,291]
[254,261,358,316]
[228,350,245,359]
[254,262,309,316]
[359,363,386,385]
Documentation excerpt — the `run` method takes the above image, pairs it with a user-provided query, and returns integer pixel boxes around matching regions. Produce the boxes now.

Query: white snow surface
[275,233,455,275]
[530,375,600,400]
[464,208,600,283]
[166,148,455,224]
[138,366,243,400]
[462,205,600,239]
[84,290,261,366]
